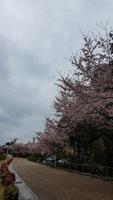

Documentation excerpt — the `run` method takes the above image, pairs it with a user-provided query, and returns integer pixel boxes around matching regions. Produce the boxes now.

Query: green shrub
[1,160,18,199]
[94,165,105,176]
[1,160,15,186]
[0,154,6,161]
[27,154,46,163]
[27,155,38,162]
[2,173,14,186]
[7,158,13,165]
[4,185,18,200]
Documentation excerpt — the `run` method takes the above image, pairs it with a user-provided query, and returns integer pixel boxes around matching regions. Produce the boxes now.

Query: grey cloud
[0,0,113,144]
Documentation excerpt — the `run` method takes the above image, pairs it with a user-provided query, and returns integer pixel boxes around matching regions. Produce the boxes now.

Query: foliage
[52,24,113,172]
[1,160,15,186]
[0,159,19,200]
[27,154,45,163]
[0,154,6,161]
[0,181,4,200]
[4,185,18,200]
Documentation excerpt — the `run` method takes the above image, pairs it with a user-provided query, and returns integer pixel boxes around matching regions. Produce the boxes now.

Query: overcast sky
[0,0,113,144]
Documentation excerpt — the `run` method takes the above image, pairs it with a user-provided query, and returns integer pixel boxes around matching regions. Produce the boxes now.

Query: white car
[58,159,66,163]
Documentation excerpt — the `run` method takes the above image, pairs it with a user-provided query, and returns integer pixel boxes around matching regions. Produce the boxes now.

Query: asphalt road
[13,158,113,200]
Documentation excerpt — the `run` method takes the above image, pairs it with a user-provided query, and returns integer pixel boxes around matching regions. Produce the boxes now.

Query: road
[13,158,113,200]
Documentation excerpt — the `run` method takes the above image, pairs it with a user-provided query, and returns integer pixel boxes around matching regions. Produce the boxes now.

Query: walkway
[9,164,39,200]
[13,158,113,200]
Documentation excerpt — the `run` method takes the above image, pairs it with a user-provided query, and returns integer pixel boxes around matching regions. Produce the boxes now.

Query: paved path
[13,158,113,200]
[9,164,39,200]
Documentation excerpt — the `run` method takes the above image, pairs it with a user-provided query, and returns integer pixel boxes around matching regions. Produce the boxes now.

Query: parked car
[58,159,66,164]
[43,155,56,165]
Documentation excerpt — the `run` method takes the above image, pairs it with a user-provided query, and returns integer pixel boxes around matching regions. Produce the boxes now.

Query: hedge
[1,158,19,200]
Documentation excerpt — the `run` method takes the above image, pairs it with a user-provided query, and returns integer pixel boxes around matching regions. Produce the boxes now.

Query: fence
[57,161,113,178]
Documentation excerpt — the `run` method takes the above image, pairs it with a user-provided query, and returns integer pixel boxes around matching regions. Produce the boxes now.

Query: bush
[27,155,38,162]
[1,162,9,178]
[7,158,13,165]
[1,160,15,186]
[4,185,18,200]
[27,154,46,163]
[2,173,15,187]
[10,172,15,182]
[0,154,6,161]
[0,159,19,199]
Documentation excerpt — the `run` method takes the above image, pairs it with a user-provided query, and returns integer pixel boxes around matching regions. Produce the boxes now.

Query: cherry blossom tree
[53,24,113,167]
[37,118,66,157]
[24,24,113,172]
